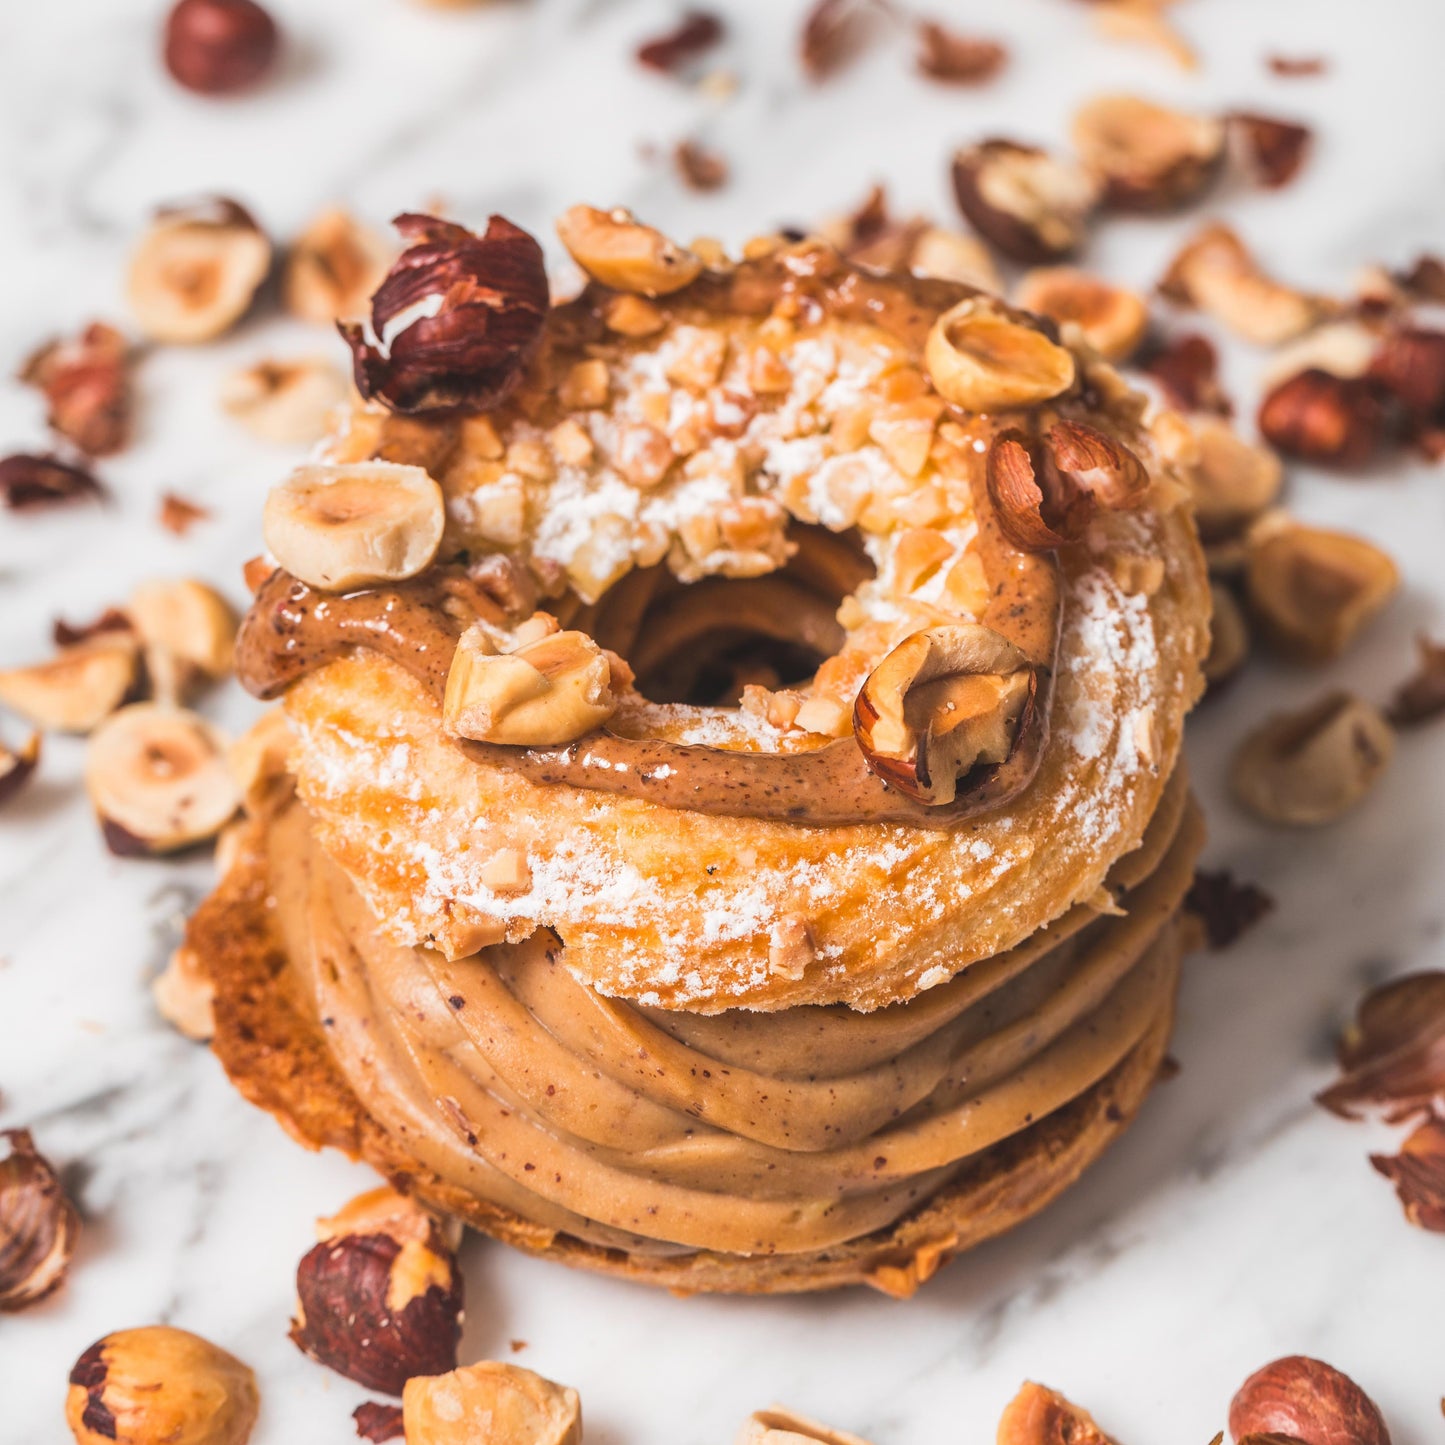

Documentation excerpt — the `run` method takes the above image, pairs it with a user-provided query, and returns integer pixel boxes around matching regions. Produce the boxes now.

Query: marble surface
[3,0,1445,1440]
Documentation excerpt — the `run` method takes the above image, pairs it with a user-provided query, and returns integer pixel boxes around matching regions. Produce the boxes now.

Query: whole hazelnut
[66,1325,259,1445]
[1229,1356,1390,1445]
[164,0,279,95]
[289,1185,464,1396]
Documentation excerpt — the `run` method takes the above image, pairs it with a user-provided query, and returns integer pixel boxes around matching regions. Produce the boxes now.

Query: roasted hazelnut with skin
[1231,692,1394,827]
[1246,523,1398,662]
[1015,268,1149,363]
[403,1361,580,1445]
[1229,1355,1390,1445]
[0,1128,80,1312]
[128,198,272,344]
[291,1186,463,1396]
[951,139,1100,264]
[84,704,240,856]
[66,1325,259,1445]
[164,0,279,95]
[1072,94,1225,212]
[854,624,1034,806]
[1258,369,1387,468]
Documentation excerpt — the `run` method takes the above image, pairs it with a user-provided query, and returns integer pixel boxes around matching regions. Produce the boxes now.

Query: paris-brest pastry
[188,207,1210,1296]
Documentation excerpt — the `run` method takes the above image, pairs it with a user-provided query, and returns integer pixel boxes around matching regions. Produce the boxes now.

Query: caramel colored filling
[262,777,1199,1258]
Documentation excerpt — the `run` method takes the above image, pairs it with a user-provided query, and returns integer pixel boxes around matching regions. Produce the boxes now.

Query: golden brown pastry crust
[191,803,1192,1296]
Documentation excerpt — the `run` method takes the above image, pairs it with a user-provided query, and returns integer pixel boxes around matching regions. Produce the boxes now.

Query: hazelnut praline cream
[194,229,1212,1291]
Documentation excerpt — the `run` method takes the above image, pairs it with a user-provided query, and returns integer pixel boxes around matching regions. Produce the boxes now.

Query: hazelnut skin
[164,0,279,95]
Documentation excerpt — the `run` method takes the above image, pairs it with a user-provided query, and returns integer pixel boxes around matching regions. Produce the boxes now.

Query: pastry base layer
[190,807,1196,1297]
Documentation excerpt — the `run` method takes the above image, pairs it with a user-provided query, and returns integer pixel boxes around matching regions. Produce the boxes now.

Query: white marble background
[3,0,1444,1440]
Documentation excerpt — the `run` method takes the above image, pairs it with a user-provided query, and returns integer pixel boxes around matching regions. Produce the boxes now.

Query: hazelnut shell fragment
[557,205,703,296]
[262,461,446,592]
[1246,524,1398,662]
[951,140,1099,264]
[1228,1356,1390,1445]
[291,1186,463,1396]
[924,297,1075,413]
[636,11,724,73]
[0,453,105,511]
[164,0,280,95]
[128,197,272,344]
[66,1325,259,1445]
[1072,93,1225,211]
[0,1128,80,1312]
[84,704,240,855]
[20,322,132,457]
[915,23,1006,85]
[1230,692,1394,827]
[853,624,1035,806]
[1371,1116,1445,1232]
[1228,111,1313,190]
[402,1361,580,1445]
[341,213,548,416]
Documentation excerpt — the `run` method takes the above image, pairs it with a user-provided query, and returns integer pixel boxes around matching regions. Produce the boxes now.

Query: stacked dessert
[189,208,1210,1295]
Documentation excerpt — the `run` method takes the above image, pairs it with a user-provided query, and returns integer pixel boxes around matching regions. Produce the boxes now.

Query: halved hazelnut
[1187,417,1283,540]
[262,461,445,592]
[556,205,702,296]
[997,1382,1114,1445]
[1161,223,1326,346]
[924,297,1075,412]
[0,731,40,808]
[127,197,272,344]
[220,357,348,444]
[985,421,1148,551]
[403,1361,580,1445]
[84,704,240,855]
[291,1186,463,1396]
[853,624,1034,806]
[1203,582,1250,690]
[67,1326,259,1445]
[443,627,619,746]
[1231,692,1394,827]
[1015,267,1149,362]
[1246,523,1398,661]
[737,1407,874,1445]
[284,207,392,322]
[152,945,216,1042]
[128,578,237,704]
[907,226,1001,292]
[951,139,1100,264]
[0,1128,80,1312]
[1072,94,1225,211]
[0,634,138,733]
[1229,1356,1390,1445]
[1257,369,1387,468]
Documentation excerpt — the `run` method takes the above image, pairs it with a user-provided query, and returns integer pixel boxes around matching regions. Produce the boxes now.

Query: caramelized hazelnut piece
[0,633,138,734]
[854,624,1034,806]
[220,357,347,444]
[1186,417,1283,540]
[262,462,445,592]
[997,1382,1114,1445]
[1161,223,1326,346]
[1246,523,1398,662]
[951,139,1100,264]
[164,0,279,95]
[737,1408,874,1445]
[84,704,240,856]
[1229,1356,1390,1445]
[291,1186,463,1397]
[0,731,41,808]
[1015,267,1148,362]
[66,1326,259,1445]
[555,205,702,296]
[284,207,392,322]
[1257,369,1387,468]
[444,627,619,746]
[127,198,272,344]
[1231,692,1394,827]
[0,1128,79,1312]
[1072,94,1225,211]
[924,297,1075,412]
[403,1361,580,1445]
